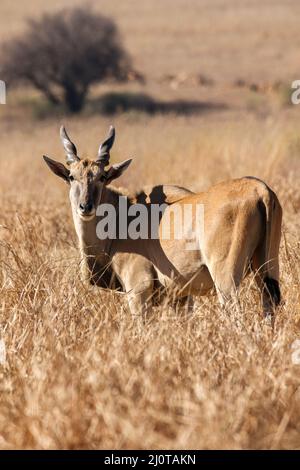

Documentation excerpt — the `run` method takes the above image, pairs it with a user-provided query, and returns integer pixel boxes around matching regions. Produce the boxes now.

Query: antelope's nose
[79,202,93,214]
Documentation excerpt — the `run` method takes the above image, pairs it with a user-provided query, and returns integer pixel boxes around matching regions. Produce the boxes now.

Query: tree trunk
[64,84,87,113]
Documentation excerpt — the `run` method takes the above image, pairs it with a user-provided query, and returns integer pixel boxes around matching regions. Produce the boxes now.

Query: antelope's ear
[43,155,70,183]
[104,159,132,184]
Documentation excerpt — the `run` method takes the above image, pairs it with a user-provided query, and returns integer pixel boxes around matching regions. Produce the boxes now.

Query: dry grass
[0,0,300,450]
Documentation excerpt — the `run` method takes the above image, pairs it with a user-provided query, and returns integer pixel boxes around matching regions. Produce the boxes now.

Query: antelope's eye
[69,175,74,181]
[91,163,100,175]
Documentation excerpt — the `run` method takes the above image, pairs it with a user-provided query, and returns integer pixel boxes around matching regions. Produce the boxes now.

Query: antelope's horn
[60,126,80,165]
[96,126,115,168]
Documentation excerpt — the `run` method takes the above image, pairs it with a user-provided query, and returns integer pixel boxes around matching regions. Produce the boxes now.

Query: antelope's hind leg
[208,261,244,309]
[206,200,263,313]
[252,247,281,323]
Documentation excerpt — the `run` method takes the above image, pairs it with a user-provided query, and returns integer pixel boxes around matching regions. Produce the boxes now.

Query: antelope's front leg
[119,257,155,318]
[126,285,153,318]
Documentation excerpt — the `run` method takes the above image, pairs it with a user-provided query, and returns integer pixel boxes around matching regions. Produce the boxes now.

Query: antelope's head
[43,126,132,221]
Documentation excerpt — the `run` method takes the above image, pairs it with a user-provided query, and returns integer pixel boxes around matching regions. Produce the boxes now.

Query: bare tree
[0,8,136,112]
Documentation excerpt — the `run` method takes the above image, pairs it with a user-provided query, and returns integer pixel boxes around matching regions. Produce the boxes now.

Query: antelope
[43,126,282,322]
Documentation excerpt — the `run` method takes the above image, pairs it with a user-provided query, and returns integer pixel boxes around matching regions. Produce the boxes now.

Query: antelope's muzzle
[78,202,95,220]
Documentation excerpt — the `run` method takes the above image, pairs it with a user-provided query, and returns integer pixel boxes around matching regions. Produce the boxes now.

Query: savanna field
[0,0,300,449]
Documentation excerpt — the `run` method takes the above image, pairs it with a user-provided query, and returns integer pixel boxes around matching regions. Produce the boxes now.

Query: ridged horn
[96,126,115,169]
[60,126,80,165]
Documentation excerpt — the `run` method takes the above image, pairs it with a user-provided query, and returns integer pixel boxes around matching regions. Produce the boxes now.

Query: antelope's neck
[72,185,149,260]
[72,186,118,259]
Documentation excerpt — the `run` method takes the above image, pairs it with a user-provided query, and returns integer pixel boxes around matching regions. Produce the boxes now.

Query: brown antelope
[43,126,282,321]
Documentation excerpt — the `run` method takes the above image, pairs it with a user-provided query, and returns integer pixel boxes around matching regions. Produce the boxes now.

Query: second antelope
[43,126,282,321]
